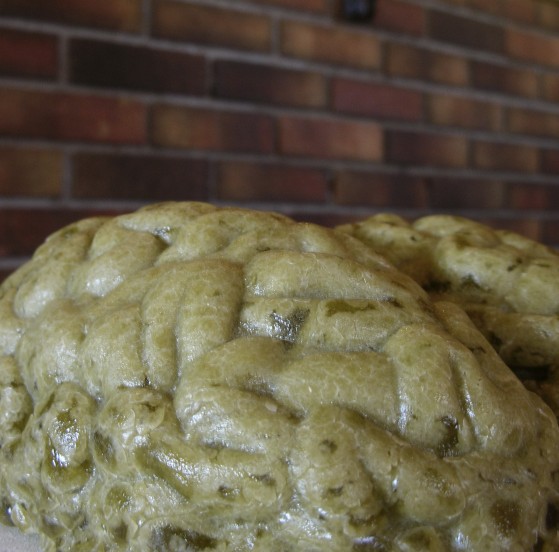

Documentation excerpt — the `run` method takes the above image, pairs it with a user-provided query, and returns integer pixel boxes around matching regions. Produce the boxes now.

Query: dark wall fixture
[339,0,376,22]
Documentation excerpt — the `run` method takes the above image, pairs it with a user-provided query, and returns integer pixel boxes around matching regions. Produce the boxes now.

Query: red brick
[386,131,468,168]
[217,162,328,202]
[214,61,326,108]
[334,171,428,208]
[0,88,146,144]
[471,60,539,99]
[152,104,275,153]
[385,42,469,87]
[428,178,504,209]
[507,108,559,140]
[0,208,122,257]
[427,94,501,131]
[332,78,422,122]
[541,149,559,174]
[506,28,559,69]
[278,116,383,161]
[281,20,381,70]
[373,0,426,35]
[153,1,271,52]
[507,182,559,210]
[428,10,504,54]
[69,39,206,95]
[0,0,143,32]
[0,29,58,79]
[72,153,208,201]
[0,147,62,197]
[473,141,539,173]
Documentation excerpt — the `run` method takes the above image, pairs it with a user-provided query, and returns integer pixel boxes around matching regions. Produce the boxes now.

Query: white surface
[0,524,42,552]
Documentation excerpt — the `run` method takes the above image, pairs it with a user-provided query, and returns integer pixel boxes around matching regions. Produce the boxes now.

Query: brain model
[338,214,559,416]
[0,202,558,551]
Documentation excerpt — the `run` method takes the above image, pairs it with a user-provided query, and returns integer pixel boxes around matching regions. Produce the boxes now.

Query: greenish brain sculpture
[0,203,558,551]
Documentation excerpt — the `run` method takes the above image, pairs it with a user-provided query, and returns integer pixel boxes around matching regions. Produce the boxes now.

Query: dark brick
[507,182,559,210]
[217,162,328,202]
[253,0,328,11]
[332,78,422,122]
[386,42,468,86]
[422,51,469,87]
[0,266,17,284]
[539,0,559,32]
[0,0,143,32]
[70,39,206,95]
[385,42,423,80]
[542,73,559,102]
[434,0,468,7]
[386,131,468,168]
[214,61,327,108]
[152,104,275,153]
[72,153,209,201]
[428,178,504,209]
[541,220,559,248]
[467,0,503,16]
[473,141,539,173]
[471,60,539,98]
[507,107,559,139]
[505,0,538,24]
[334,171,428,208]
[373,0,426,35]
[289,212,358,228]
[0,208,122,257]
[480,217,542,242]
[153,1,271,52]
[0,88,147,144]
[0,29,58,79]
[541,149,559,174]
[428,10,504,54]
[0,147,62,197]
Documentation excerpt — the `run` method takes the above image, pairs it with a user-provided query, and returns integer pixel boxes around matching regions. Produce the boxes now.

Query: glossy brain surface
[337,214,559,416]
[0,203,558,552]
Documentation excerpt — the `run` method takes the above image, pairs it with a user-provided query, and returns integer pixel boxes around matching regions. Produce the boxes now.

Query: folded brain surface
[0,203,558,551]
[338,214,559,417]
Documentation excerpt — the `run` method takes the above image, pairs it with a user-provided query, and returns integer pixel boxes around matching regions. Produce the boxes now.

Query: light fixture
[340,0,375,23]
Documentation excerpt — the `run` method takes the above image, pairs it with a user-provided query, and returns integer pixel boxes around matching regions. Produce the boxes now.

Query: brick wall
[1,0,559,279]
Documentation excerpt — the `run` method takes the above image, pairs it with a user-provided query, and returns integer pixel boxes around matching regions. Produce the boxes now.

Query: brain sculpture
[0,203,558,551]
[338,214,559,416]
